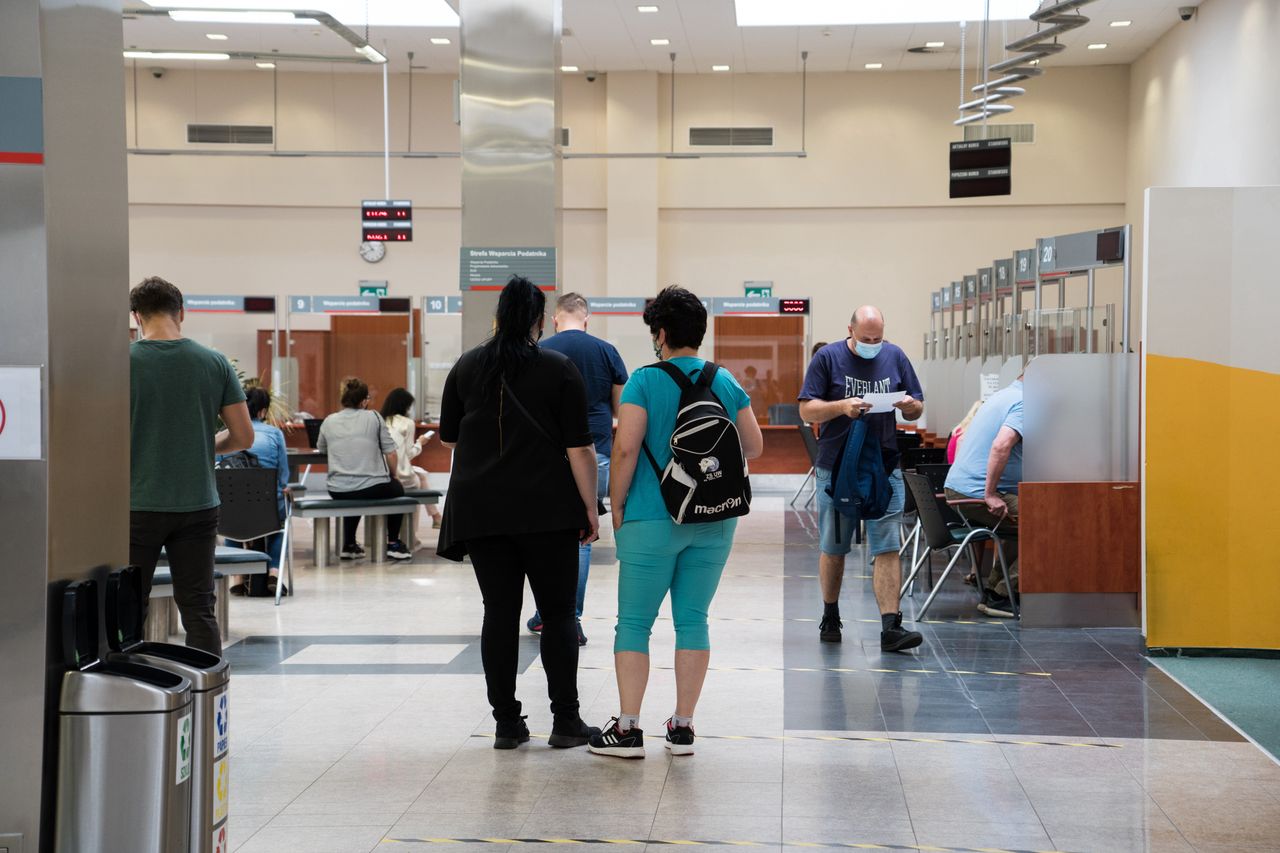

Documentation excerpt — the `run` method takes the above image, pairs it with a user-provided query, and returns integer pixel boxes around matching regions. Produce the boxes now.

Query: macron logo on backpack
[825,416,891,544]
[641,361,751,524]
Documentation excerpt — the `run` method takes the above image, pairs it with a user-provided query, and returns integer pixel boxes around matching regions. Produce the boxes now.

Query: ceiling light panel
[560,65,579,72]
[256,61,276,68]
[864,62,883,69]
[925,41,945,48]
[637,4,660,11]
[1087,43,1108,49]
[650,38,670,45]
[1110,20,1132,27]
[430,37,451,45]
[205,33,228,40]
[735,0,1040,26]
[712,64,730,71]
[168,10,310,24]
[123,50,230,60]
[145,0,459,27]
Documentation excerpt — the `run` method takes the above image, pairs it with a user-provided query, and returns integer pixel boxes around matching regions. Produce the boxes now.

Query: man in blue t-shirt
[945,376,1024,618]
[528,292,629,645]
[799,306,925,652]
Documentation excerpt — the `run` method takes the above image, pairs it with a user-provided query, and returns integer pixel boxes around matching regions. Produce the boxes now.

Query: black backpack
[215,449,261,470]
[641,361,751,524]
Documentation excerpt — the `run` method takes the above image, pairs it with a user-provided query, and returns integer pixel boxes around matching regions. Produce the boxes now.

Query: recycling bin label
[176,713,193,784]
[214,691,230,757]
[213,823,228,853]
[213,755,229,824]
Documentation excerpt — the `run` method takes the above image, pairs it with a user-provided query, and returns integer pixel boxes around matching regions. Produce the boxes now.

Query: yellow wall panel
[1146,354,1280,648]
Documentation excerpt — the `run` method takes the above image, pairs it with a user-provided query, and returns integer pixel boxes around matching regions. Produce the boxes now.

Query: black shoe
[339,543,365,560]
[588,718,646,759]
[548,716,601,749]
[880,613,924,653]
[494,716,530,750]
[526,614,543,634]
[576,621,587,647]
[819,614,843,643]
[664,718,695,756]
[978,595,1017,619]
[386,540,412,561]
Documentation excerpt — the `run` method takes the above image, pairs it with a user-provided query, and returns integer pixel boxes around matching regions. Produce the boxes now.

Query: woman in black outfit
[437,276,601,749]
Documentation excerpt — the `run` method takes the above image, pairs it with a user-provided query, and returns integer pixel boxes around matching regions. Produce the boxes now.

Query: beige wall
[125,62,1131,374]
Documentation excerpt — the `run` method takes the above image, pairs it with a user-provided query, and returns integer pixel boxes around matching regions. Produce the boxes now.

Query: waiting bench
[292,489,442,567]
[144,545,272,642]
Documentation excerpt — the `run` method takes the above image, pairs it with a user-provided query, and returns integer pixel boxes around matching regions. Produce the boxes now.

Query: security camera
[585,71,598,82]
[151,67,165,79]
[1178,5,1196,21]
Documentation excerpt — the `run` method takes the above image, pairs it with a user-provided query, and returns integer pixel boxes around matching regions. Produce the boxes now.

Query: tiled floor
[211,482,1280,853]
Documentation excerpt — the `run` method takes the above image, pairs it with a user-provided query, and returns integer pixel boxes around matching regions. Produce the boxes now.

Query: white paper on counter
[861,391,906,414]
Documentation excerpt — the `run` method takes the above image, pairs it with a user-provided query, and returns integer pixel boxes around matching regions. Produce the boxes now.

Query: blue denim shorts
[816,467,905,558]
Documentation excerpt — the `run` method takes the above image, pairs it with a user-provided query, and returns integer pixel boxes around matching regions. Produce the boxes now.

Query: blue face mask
[854,340,883,359]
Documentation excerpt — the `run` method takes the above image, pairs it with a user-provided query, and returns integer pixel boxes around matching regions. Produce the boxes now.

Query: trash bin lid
[61,579,101,672]
[113,645,230,692]
[61,661,193,715]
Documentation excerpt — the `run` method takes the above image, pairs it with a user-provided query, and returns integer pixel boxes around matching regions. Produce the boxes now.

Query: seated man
[943,375,1024,618]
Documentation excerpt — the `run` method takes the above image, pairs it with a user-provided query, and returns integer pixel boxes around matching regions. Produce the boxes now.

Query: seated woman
[380,387,443,542]
[317,377,411,561]
[222,386,290,595]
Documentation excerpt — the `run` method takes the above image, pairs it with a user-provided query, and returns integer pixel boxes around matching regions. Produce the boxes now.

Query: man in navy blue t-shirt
[799,305,926,653]
[528,292,629,645]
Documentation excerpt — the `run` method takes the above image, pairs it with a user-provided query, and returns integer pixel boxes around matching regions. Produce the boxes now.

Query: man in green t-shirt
[129,277,254,655]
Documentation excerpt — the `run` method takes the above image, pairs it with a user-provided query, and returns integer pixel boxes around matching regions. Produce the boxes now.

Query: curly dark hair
[129,276,184,318]
[643,285,707,351]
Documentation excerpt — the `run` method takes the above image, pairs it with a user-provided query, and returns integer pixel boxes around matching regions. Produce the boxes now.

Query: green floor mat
[1153,657,1280,760]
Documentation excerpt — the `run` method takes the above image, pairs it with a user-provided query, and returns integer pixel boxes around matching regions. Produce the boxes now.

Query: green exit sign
[359,281,388,297]
[744,281,772,298]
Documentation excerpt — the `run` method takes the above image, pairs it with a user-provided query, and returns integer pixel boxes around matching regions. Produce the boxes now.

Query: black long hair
[380,387,415,420]
[480,276,546,386]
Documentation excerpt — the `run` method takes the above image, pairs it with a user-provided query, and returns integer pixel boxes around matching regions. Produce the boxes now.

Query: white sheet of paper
[861,391,906,414]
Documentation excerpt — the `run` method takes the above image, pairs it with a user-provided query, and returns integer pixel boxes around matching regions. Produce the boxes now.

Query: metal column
[458,0,564,349]
[0,0,131,848]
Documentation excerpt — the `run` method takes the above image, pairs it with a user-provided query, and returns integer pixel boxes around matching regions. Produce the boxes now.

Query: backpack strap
[695,361,719,389]
[646,359,695,391]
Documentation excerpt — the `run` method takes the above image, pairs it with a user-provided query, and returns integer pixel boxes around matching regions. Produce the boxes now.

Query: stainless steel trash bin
[55,580,195,853]
[107,567,232,853]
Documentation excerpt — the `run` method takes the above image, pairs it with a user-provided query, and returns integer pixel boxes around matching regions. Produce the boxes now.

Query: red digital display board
[362,200,414,242]
[243,296,276,313]
[362,225,413,242]
[779,298,810,315]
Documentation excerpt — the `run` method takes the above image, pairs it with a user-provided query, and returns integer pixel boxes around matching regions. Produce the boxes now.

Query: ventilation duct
[688,127,774,147]
[187,124,274,144]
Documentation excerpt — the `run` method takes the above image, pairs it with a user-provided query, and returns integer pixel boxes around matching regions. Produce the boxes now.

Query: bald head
[850,305,885,345]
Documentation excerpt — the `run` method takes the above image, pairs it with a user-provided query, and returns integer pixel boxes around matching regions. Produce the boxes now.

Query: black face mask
[652,335,663,360]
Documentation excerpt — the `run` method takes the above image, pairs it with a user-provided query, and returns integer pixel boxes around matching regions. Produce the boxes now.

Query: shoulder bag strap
[500,376,564,457]
[372,411,394,478]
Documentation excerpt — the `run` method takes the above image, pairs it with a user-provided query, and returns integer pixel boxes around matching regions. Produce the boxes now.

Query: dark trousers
[328,479,405,546]
[130,508,222,656]
[468,529,581,722]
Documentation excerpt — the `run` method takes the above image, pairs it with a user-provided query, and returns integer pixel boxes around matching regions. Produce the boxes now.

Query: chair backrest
[902,446,947,471]
[769,403,804,426]
[215,467,283,541]
[896,431,923,454]
[903,471,960,551]
[797,423,820,466]
[915,462,964,525]
[303,418,323,449]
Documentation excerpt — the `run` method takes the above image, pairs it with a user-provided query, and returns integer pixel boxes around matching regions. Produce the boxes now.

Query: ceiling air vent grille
[187,124,274,144]
[560,127,570,147]
[964,123,1035,144]
[689,126,773,146]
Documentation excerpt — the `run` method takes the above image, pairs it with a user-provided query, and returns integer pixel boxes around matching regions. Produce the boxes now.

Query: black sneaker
[978,595,1017,619]
[494,716,530,750]
[819,614,843,643]
[588,719,645,759]
[664,718,695,756]
[548,716,601,749]
[339,543,365,560]
[386,540,412,561]
[526,614,543,634]
[880,613,924,653]
[576,621,588,646]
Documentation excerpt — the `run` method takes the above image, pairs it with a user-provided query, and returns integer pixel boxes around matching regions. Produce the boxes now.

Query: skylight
[734,0,1041,27]
[146,0,460,27]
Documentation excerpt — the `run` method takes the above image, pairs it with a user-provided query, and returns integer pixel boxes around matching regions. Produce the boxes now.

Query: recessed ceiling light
[123,50,230,61]
[170,10,313,24]
[205,33,228,40]
[151,0,459,27]
[637,4,660,11]
[560,65,579,72]
[925,41,946,48]
[256,61,277,68]
[712,64,730,71]
[650,38,670,45]
[1087,43,1108,49]
[735,0,1039,26]
[864,62,883,69]
[430,37,451,45]
[1110,20,1131,27]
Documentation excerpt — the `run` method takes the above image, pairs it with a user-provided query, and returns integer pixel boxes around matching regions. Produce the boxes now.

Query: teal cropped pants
[613,518,737,654]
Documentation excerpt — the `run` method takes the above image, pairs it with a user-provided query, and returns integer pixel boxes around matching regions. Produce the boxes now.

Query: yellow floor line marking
[469,733,1120,750]
[385,840,1079,853]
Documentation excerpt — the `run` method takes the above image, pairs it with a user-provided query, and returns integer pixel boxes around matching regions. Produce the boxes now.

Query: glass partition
[711,314,807,425]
